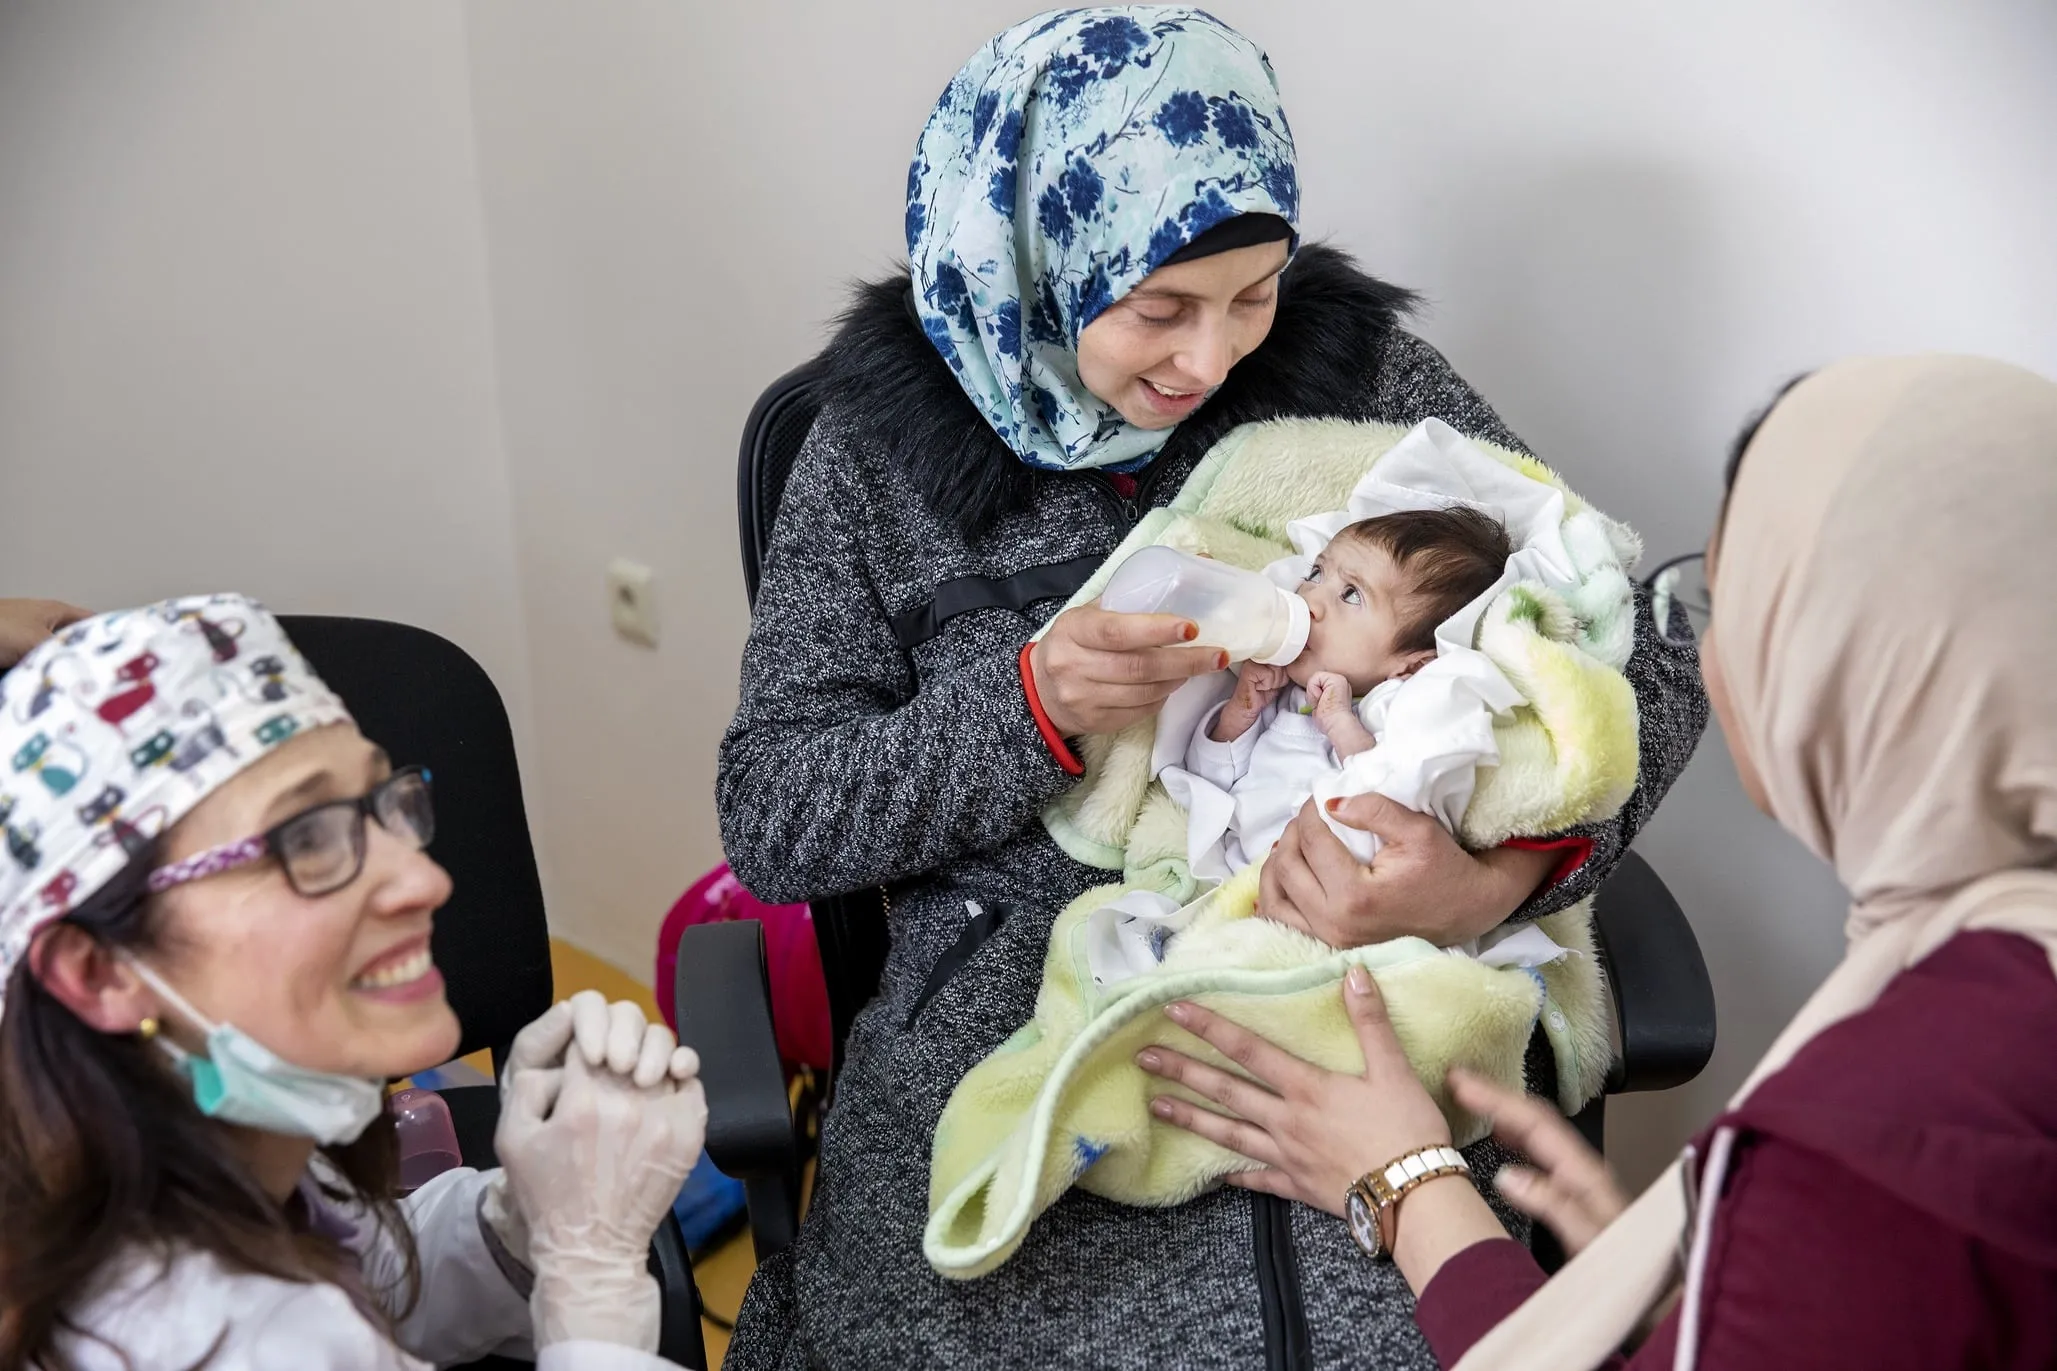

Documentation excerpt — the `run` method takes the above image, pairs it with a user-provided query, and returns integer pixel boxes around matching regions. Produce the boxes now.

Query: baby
[1181,506,1513,871]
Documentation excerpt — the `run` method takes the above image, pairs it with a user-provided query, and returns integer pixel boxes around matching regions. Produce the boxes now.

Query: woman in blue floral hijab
[908,7,1300,472]
[717,9,1706,1369]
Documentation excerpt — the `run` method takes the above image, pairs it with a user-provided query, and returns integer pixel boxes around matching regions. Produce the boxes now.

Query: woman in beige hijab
[1140,355,2057,1368]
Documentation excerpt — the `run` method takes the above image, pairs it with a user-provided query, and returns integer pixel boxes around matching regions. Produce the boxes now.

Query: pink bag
[656,864,833,1076]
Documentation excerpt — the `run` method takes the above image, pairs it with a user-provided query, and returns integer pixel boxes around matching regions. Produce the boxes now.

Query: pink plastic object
[656,864,832,1076]
[389,1087,463,1191]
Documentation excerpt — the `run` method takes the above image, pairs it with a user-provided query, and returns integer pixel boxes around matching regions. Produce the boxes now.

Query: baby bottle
[1100,546,1309,665]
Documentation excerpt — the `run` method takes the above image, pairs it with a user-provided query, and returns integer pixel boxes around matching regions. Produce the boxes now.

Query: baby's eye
[1341,585,1362,605]
[1302,565,1323,584]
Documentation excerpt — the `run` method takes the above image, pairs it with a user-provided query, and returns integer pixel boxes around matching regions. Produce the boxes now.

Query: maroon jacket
[1414,930,2057,1369]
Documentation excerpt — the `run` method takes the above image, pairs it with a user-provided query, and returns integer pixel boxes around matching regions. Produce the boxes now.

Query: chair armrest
[673,920,802,1259]
[1591,850,1717,1093]
[648,1212,709,1370]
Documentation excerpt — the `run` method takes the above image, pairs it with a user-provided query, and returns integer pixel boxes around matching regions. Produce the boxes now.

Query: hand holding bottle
[1029,605,1224,738]
[1031,547,1311,740]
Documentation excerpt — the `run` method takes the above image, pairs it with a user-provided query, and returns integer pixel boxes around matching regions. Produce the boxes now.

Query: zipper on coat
[1089,447,1177,529]
[1132,454,1171,509]
[1090,473,1143,527]
[1252,1192,1312,1371]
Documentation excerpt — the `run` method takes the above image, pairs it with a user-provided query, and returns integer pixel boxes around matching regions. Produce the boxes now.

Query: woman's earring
[137,1017,159,1041]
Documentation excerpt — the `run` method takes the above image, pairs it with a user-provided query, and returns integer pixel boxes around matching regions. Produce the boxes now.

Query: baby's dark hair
[1331,507,1513,651]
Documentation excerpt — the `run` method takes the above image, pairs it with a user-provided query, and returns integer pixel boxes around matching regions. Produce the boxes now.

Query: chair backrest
[736,362,891,1078]
[279,616,553,1068]
[738,360,828,608]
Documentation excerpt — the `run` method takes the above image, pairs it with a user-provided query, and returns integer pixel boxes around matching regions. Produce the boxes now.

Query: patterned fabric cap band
[908,6,1300,474]
[0,594,352,1022]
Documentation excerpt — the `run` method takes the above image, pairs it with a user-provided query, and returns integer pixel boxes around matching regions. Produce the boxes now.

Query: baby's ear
[1393,649,1437,680]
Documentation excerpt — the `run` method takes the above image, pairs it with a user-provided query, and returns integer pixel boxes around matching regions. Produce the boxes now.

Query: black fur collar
[816,243,1418,538]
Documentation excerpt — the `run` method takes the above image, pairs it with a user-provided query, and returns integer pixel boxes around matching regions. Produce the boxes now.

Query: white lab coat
[51,1166,685,1371]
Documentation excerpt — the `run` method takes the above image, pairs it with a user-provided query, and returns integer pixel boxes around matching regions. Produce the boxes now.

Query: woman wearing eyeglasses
[0,595,706,1370]
[1142,357,2057,1368]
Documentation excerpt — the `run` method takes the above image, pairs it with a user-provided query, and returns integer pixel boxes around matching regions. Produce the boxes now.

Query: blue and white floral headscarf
[908,7,1300,473]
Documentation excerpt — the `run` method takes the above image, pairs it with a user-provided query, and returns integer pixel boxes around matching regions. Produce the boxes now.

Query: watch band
[1345,1145,1471,1261]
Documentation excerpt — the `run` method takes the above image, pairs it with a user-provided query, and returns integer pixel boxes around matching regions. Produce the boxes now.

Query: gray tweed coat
[715,245,1707,1371]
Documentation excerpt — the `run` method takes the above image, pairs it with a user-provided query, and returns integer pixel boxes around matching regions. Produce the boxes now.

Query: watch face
[1346,1187,1382,1258]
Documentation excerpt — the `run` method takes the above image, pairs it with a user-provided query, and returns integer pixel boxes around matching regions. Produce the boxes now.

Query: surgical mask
[127,957,386,1146]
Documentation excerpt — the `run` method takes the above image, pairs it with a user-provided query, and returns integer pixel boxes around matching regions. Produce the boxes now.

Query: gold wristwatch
[1344,1145,1470,1261]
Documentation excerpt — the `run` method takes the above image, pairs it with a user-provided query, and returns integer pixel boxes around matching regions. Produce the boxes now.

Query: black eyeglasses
[147,767,435,899]
[1644,553,1709,646]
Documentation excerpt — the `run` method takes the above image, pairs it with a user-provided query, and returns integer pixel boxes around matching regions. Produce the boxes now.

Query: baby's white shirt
[1094,670,1565,987]
[1169,680,1405,880]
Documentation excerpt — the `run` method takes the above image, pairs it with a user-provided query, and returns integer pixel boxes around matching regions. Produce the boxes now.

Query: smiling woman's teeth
[1146,380,1197,399]
[353,946,434,990]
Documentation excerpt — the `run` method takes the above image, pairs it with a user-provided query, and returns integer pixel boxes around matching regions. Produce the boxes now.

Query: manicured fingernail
[1136,1049,1162,1071]
[1216,651,1230,670]
[1181,622,1199,641]
[1493,1169,1528,1194]
[1164,1002,1193,1025]
[1150,1098,1175,1119]
[1347,967,1372,995]
[1325,797,1342,814]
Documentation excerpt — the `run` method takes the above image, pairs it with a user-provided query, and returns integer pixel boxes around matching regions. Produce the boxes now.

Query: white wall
[4,1,2051,1185]
[458,3,1038,974]
[0,1,541,837]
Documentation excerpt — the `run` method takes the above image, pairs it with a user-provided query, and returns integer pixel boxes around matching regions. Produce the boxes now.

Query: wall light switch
[606,558,659,648]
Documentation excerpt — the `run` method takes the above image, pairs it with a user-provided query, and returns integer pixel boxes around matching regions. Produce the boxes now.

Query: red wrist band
[1019,641,1085,777]
[1502,835,1594,889]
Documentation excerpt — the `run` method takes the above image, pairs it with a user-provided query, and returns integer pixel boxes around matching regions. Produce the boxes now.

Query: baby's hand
[1211,662,1290,743]
[1308,673,1377,758]
[1238,661,1290,704]
[1306,672,1353,719]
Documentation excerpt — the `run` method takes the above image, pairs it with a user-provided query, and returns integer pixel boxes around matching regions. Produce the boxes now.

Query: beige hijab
[1456,355,2057,1371]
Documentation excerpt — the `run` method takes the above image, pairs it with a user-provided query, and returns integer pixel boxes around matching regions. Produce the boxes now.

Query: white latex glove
[480,997,575,1268]
[494,1019,707,1352]
[481,992,698,1269]
[566,989,699,1088]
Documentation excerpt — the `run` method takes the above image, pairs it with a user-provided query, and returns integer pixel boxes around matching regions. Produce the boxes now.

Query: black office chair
[678,365,1719,1272]
[282,616,707,1371]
